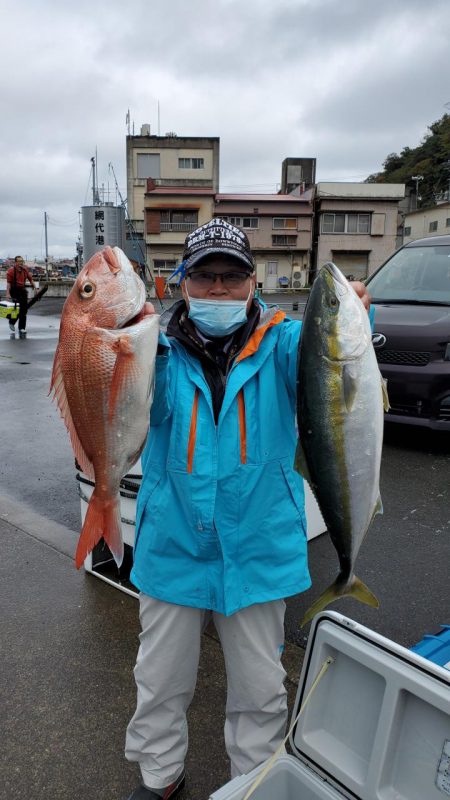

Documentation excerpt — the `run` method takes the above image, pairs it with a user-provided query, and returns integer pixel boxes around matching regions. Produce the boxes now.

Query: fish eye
[80,282,95,299]
[329,296,338,308]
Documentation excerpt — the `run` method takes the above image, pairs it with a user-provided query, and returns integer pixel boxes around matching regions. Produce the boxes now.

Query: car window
[367,245,450,304]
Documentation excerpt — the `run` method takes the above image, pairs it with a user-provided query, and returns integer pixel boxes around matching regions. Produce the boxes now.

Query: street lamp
[411,175,423,210]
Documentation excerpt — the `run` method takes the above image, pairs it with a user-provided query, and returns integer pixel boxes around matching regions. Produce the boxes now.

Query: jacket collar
[161,298,287,423]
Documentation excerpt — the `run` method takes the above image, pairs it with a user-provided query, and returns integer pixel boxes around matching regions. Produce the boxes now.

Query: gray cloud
[1,0,449,257]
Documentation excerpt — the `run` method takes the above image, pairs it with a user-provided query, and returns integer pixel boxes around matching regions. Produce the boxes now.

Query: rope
[243,655,334,800]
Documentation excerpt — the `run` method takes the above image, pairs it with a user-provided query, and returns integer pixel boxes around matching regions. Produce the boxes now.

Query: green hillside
[365,113,450,208]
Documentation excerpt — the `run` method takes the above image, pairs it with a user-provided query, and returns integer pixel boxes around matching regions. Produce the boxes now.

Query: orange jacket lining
[238,389,247,464]
[187,388,199,473]
[235,310,286,364]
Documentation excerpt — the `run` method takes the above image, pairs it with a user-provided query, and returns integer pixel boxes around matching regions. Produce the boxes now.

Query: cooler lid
[290,612,450,800]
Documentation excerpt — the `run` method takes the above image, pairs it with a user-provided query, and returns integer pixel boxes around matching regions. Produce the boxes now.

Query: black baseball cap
[182,218,254,273]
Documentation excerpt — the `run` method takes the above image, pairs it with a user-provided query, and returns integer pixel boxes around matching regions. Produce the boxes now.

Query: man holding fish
[51,218,379,799]
[121,219,376,800]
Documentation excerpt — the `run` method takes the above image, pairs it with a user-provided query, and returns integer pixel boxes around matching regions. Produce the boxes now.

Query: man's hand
[350,281,371,312]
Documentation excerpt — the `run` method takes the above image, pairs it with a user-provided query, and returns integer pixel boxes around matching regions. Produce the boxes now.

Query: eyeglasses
[187,271,251,288]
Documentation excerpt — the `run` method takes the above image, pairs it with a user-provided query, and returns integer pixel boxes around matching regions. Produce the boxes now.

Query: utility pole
[411,175,423,211]
[444,160,450,203]
[44,211,49,280]
[91,154,100,205]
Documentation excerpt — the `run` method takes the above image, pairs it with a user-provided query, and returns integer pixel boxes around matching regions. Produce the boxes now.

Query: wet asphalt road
[1,295,449,650]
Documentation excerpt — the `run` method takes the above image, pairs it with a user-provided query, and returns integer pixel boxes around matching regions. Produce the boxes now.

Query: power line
[47,215,79,226]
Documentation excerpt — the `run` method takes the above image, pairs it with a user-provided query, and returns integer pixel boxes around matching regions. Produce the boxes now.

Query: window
[272,235,297,246]
[220,216,259,229]
[178,157,204,169]
[347,213,370,233]
[160,210,198,232]
[404,227,411,236]
[446,218,450,228]
[273,217,297,229]
[137,153,160,179]
[267,261,278,275]
[322,213,371,234]
[429,221,438,232]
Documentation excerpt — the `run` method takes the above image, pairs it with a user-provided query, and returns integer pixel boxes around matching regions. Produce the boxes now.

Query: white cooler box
[211,611,450,800]
[0,300,20,320]
[77,462,326,596]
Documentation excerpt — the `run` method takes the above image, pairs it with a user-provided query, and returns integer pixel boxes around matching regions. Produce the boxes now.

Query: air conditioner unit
[292,280,302,289]
[293,270,302,280]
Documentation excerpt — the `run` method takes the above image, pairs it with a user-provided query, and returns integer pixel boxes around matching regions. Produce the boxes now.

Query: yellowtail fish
[296,262,389,626]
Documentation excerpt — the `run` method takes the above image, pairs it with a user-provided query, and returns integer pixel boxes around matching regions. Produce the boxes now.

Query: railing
[160,222,198,232]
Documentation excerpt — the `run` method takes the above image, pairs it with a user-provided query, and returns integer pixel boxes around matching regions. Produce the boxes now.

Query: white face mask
[186,286,253,337]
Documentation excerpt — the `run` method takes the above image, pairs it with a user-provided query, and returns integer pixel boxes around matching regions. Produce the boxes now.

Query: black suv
[366,235,450,430]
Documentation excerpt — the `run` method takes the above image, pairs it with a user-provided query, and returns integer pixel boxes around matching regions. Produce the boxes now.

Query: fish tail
[75,492,123,569]
[300,575,379,627]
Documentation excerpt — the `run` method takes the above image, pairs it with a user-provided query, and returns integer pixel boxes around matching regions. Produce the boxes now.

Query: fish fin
[300,575,379,627]
[49,345,95,478]
[342,363,359,412]
[75,491,123,569]
[104,246,121,275]
[108,333,140,423]
[294,439,312,483]
[381,375,390,412]
[370,494,383,523]
[82,323,152,425]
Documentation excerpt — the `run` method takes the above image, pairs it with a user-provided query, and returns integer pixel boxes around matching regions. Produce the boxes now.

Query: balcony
[160,222,198,233]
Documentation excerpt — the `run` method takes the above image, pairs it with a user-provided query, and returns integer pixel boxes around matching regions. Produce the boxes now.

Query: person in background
[6,255,37,338]
[124,219,371,800]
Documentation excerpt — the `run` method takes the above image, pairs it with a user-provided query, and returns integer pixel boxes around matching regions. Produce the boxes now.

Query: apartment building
[126,127,220,265]
[314,183,405,279]
[126,132,405,285]
[403,201,450,243]
[214,191,314,289]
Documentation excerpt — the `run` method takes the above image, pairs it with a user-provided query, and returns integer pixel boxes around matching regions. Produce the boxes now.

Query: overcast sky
[1,0,450,259]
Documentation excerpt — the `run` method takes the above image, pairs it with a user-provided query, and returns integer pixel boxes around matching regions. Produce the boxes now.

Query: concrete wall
[317,182,405,200]
[403,203,450,242]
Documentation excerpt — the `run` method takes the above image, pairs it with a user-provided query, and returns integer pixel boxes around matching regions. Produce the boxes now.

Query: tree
[365,114,450,207]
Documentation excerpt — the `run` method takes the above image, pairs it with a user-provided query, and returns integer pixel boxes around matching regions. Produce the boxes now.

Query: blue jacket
[131,302,311,615]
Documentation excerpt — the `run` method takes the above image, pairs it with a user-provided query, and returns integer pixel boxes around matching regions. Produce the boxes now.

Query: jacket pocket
[134,472,161,549]
[280,460,305,519]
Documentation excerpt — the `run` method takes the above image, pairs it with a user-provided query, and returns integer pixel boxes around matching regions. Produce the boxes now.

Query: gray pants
[125,595,287,790]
